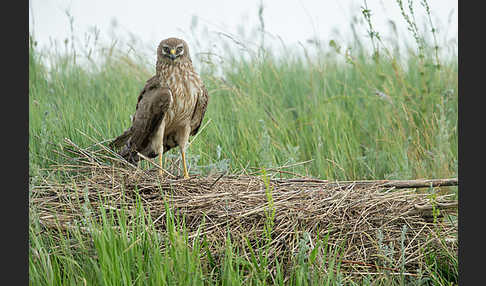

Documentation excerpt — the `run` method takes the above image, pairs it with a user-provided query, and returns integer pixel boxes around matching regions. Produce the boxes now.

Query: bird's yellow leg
[181,150,189,179]
[177,125,191,179]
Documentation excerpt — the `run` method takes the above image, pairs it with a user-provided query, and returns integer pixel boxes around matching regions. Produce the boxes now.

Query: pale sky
[29,0,457,60]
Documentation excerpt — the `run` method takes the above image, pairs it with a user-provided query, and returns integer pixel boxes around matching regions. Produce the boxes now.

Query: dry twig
[29,138,458,279]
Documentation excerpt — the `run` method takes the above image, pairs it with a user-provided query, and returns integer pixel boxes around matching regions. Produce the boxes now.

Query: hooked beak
[169,49,176,60]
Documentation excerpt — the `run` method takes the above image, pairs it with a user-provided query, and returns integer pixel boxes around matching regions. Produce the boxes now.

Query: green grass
[29,186,456,285]
[29,35,457,181]
[29,1,457,284]
[29,192,349,285]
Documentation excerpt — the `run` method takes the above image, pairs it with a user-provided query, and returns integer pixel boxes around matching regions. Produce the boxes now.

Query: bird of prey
[110,37,209,178]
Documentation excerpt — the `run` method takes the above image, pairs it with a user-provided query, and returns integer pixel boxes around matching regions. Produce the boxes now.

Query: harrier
[110,38,209,178]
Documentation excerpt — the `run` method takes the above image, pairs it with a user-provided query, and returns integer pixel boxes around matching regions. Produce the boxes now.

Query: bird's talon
[158,168,168,176]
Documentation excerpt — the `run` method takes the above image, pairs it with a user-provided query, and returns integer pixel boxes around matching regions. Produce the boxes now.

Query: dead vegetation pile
[30,139,458,278]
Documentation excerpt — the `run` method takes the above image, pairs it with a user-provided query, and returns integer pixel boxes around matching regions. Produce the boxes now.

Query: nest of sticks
[30,138,458,278]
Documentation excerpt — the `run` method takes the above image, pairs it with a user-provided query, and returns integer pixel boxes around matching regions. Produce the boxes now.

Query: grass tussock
[31,139,457,284]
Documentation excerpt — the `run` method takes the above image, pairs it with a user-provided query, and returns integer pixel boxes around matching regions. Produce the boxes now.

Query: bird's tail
[118,144,140,165]
[110,129,140,165]
[109,129,132,149]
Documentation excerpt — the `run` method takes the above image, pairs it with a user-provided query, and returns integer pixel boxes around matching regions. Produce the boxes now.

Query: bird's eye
[176,47,183,54]
[163,47,170,53]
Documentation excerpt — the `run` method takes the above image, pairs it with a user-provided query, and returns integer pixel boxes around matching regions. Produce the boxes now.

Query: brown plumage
[110,38,209,178]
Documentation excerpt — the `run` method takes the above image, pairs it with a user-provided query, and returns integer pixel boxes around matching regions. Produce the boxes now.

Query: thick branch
[273,178,458,189]
[376,178,458,189]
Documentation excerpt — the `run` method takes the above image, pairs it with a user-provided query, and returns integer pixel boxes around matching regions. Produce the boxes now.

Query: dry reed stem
[29,138,458,278]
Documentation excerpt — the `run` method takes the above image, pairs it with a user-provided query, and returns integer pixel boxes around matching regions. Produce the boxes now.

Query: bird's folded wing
[110,76,171,152]
[190,85,209,136]
[129,82,172,151]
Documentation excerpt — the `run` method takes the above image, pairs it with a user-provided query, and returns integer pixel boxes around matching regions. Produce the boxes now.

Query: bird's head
[157,37,191,65]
